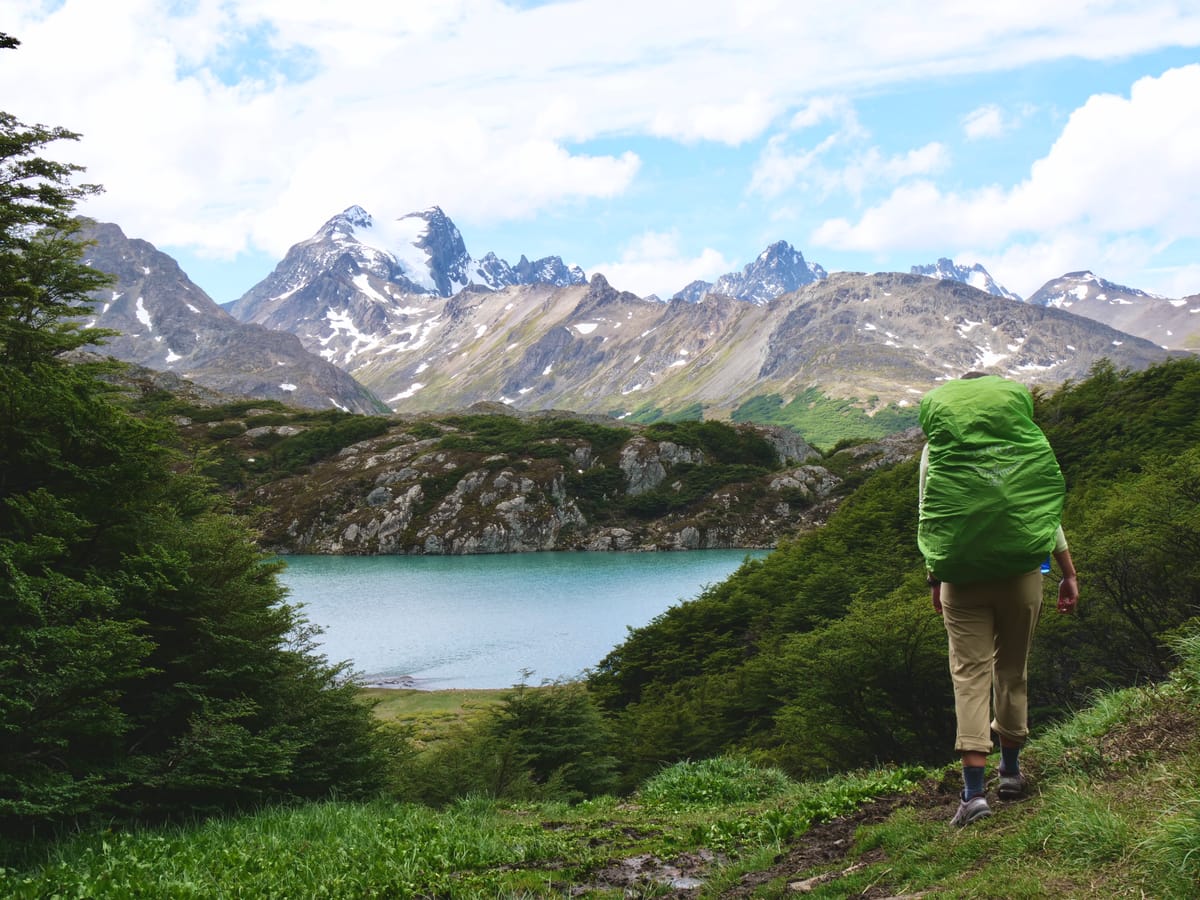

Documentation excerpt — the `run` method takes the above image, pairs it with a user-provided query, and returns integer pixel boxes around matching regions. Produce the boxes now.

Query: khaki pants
[942,569,1043,754]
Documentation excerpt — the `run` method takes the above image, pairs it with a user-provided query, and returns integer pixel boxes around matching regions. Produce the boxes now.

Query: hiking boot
[997,770,1029,801]
[950,794,991,828]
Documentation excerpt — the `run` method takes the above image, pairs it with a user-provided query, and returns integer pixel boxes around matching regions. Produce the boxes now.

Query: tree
[1030,447,1200,709]
[0,37,397,840]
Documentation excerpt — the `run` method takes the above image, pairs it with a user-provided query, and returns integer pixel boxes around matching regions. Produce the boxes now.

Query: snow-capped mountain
[910,258,1022,301]
[235,205,583,306]
[94,207,1179,420]
[672,241,828,304]
[1026,271,1200,351]
[75,221,387,413]
[228,206,588,367]
[239,262,1173,417]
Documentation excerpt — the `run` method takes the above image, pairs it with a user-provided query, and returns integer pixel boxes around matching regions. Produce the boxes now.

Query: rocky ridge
[263,269,1176,420]
[1027,271,1200,351]
[187,403,917,555]
[76,220,387,414]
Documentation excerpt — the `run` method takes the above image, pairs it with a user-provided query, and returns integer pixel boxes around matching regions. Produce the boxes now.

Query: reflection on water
[278,550,765,689]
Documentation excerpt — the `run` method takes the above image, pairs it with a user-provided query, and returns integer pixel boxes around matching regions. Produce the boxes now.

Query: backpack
[918,375,1064,583]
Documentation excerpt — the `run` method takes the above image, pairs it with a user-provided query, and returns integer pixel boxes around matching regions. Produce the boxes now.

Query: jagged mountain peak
[333,204,373,229]
[229,206,593,370]
[672,239,827,305]
[910,257,1021,301]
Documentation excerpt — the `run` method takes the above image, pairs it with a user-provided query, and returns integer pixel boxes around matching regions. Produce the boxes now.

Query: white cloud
[651,91,778,146]
[750,136,948,201]
[591,231,735,299]
[1154,262,1200,299]
[787,96,864,135]
[963,104,1007,140]
[813,65,1200,293]
[3,0,1200,273]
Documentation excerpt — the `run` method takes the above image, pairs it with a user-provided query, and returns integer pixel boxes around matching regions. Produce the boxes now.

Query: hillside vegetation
[3,630,1197,897]
[588,357,1200,785]
[6,352,1198,896]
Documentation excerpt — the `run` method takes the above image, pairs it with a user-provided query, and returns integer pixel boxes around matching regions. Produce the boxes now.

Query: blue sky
[3,1,1199,302]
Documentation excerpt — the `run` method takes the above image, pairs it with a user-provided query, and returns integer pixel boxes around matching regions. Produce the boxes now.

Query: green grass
[362,687,505,748]
[0,764,926,898]
[731,389,919,449]
[5,635,1198,898]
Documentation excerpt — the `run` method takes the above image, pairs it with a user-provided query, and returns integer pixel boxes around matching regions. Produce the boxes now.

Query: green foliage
[1030,446,1200,713]
[623,463,770,518]
[564,465,627,510]
[591,461,921,706]
[0,91,396,839]
[404,681,618,806]
[1038,357,1200,487]
[732,388,919,449]
[438,413,629,461]
[621,403,664,424]
[769,580,953,773]
[205,420,246,439]
[593,358,1200,784]
[643,419,778,467]
[665,402,704,422]
[0,108,110,372]
[268,414,390,474]
[1,632,1197,897]
[638,757,793,810]
[171,399,289,424]
[4,627,1199,899]
[405,420,442,440]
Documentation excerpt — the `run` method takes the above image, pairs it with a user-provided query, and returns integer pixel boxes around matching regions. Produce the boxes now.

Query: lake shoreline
[283,549,765,689]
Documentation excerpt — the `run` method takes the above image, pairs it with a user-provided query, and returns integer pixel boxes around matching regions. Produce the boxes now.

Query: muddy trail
[560,772,963,898]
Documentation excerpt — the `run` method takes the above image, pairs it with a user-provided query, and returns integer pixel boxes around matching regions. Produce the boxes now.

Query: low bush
[638,757,794,809]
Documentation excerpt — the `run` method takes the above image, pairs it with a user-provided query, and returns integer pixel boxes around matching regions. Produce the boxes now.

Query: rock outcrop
[185,408,920,555]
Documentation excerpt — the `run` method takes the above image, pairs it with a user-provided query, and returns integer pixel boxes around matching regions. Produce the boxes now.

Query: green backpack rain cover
[918,375,1064,584]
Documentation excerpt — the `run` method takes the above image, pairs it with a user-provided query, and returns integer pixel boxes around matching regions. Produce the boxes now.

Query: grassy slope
[360,687,505,750]
[5,634,1198,899]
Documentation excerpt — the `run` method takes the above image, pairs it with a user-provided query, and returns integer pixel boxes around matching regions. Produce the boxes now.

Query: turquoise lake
[277,550,766,689]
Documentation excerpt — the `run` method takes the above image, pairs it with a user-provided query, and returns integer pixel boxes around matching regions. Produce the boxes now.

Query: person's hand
[931,582,943,614]
[1057,575,1079,614]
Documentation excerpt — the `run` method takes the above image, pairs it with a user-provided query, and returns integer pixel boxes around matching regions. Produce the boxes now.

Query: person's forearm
[1053,547,1077,579]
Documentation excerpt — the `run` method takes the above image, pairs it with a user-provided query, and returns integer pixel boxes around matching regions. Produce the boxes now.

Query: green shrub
[244,413,292,427]
[405,682,619,806]
[270,415,390,474]
[623,463,769,519]
[639,757,794,809]
[644,420,777,468]
[206,421,246,440]
[406,421,442,440]
[176,400,289,424]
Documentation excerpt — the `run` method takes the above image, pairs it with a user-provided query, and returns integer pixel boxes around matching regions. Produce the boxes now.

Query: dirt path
[571,772,962,898]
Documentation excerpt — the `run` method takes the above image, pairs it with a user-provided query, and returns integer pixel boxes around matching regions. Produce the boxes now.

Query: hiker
[917,373,1079,828]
